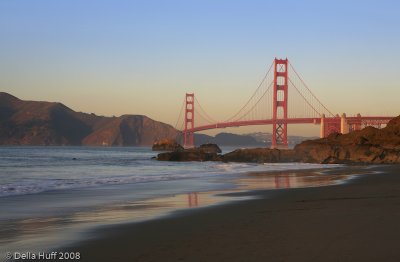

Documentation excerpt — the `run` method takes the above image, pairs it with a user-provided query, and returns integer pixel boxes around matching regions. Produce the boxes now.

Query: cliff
[0,92,178,146]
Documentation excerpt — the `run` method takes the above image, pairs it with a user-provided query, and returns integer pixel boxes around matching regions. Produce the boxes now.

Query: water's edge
[0,146,355,257]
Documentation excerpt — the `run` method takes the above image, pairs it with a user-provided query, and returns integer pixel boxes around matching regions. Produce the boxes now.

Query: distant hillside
[192,132,262,146]
[245,132,319,147]
[191,132,316,147]
[0,92,178,146]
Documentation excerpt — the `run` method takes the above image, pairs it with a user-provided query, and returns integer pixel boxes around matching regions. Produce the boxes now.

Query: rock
[152,139,183,151]
[222,148,297,163]
[294,115,400,164]
[157,151,222,162]
[197,143,222,154]
[156,143,221,161]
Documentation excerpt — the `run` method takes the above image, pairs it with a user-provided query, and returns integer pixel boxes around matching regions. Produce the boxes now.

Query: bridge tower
[272,58,289,149]
[183,93,195,148]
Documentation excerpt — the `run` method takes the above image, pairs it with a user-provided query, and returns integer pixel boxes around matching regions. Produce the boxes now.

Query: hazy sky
[1,0,399,136]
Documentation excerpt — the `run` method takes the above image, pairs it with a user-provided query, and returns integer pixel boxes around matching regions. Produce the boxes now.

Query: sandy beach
[64,165,400,262]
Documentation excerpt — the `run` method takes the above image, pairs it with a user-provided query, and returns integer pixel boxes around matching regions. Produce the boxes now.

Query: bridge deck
[187,116,394,133]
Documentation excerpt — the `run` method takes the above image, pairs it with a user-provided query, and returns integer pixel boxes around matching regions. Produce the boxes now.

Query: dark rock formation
[222,148,297,163]
[0,92,178,146]
[157,150,222,162]
[156,144,222,161]
[197,143,222,154]
[152,139,183,151]
[294,116,400,164]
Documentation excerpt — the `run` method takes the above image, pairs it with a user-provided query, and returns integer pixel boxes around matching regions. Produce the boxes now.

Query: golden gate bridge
[175,58,394,148]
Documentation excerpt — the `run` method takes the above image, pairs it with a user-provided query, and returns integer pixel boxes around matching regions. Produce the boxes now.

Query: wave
[0,147,342,197]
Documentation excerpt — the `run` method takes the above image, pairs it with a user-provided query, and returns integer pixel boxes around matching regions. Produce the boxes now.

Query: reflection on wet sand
[188,192,198,208]
[0,168,366,254]
[237,170,351,190]
[0,191,234,253]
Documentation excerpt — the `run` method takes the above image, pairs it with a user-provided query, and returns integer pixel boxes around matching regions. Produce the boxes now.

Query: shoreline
[62,165,400,262]
[0,147,348,258]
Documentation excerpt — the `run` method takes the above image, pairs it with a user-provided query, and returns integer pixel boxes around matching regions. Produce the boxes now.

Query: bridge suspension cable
[225,61,274,122]
[234,81,274,121]
[174,96,185,130]
[288,77,323,117]
[288,62,334,117]
[194,97,219,124]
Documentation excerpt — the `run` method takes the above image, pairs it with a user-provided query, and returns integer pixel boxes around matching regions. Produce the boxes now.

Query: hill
[193,132,261,146]
[192,132,316,147]
[0,92,178,146]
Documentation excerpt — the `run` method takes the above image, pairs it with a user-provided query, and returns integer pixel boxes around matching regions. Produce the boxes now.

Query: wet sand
[66,165,400,262]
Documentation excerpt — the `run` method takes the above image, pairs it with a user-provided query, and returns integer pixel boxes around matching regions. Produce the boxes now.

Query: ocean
[0,146,346,257]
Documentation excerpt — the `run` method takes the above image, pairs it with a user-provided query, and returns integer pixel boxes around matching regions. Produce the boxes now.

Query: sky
[1,0,399,136]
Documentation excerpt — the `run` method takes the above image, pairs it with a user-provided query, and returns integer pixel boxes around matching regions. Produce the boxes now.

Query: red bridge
[175,58,394,148]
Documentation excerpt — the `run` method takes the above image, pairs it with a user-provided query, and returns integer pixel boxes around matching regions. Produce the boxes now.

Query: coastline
[1,147,349,258]
[63,165,400,262]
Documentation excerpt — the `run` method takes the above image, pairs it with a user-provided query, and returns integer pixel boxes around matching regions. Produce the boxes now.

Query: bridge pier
[183,93,195,148]
[320,114,341,138]
[271,58,289,149]
[320,113,350,138]
[352,113,362,131]
[320,114,325,138]
[340,113,349,134]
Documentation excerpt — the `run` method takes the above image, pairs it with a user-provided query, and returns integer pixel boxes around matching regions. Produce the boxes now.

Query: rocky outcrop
[0,92,179,146]
[152,139,183,151]
[294,116,400,164]
[156,144,222,161]
[157,146,297,163]
[197,143,222,154]
[222,148,298,163]
[157,150,222,162]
